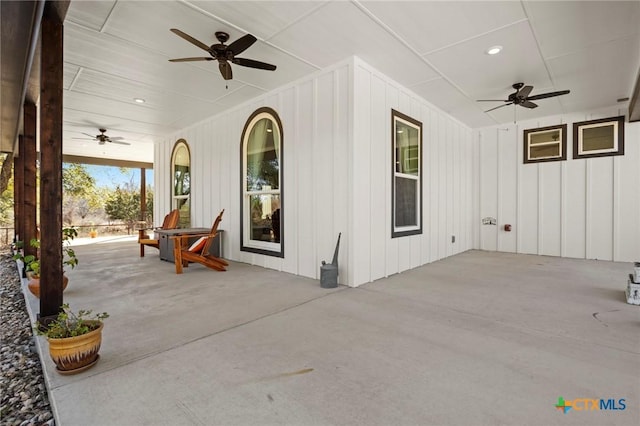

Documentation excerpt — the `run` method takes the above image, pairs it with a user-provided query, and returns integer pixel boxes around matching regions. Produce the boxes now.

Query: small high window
[523,124,567,164]
[171,139,191,227]
[241,108,283,257]
[392,109,422,238]
[573,116,625,159]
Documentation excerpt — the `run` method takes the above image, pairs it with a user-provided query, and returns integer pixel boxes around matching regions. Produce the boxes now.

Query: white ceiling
[61,0,640,163]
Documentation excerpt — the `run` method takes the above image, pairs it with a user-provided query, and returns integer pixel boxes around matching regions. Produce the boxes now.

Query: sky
[82,164,154,189]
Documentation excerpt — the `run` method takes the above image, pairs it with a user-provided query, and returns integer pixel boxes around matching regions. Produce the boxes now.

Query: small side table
[156,228,223,262]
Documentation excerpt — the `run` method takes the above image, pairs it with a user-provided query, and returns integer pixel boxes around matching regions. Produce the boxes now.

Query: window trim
[573,116,625,159]
[391,109,423,238]
[523,124,567,164]
[240,107,284,258]
[170,139,191,227]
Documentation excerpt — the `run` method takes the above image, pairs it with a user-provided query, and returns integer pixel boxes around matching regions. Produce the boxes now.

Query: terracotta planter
[27,275,69,298]
[89,230,97,238]
[47,320,103,373]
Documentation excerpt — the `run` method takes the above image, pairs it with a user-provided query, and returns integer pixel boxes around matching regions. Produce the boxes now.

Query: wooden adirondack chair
[138,209,180,257]
[172,209,228,273]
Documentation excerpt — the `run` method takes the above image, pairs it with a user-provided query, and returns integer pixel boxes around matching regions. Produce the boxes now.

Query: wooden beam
[44,0,69,22]
[140,167,147,221]
[14,137,24,243]
[62,154,153,170]
[629,67,640,122]
[23,102,38,259]
[38,8,64,320]
[0,0,44,155]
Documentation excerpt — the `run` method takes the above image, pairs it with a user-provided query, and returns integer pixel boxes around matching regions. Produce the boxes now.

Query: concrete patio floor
[21,239,639,426]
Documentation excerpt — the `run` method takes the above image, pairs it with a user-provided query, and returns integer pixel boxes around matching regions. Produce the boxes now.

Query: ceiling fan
[168,29,277,81]
[477,83,570,113]
[73,129,130,145]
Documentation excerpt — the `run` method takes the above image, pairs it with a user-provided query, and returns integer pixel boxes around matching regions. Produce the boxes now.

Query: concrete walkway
[21,241,639,426]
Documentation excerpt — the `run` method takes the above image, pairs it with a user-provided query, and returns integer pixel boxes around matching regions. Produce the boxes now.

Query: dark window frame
[523,124,567,164]
[170,139,191,228]
[573,116,625,159]
[391,109,423,239]
[240,107,284,258]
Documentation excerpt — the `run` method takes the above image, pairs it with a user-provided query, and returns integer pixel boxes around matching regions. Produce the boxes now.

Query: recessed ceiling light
[486,45,503,55]
[134,98,145,103]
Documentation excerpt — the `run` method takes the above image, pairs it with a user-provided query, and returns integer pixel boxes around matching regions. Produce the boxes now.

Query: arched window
[171,139,191,228]
[241,107,283,257]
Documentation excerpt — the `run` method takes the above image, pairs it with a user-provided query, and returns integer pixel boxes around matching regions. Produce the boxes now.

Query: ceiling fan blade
[232,57,276,71]
[526,90,570,101]
[108,136,125,140]
[227,34,257,55]
[517,85,533,98]
[219,61,233,80]
[169,57,214,62]
[72,137,94,140]
[81,132,96,138]
[521,101,538,109]
[108,140,131,145]
[477,99,509,102]
[170,29,210,52]
[485,102,513,113]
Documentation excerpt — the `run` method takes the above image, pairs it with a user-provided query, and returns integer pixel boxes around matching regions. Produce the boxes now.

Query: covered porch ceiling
[2,1,640,164]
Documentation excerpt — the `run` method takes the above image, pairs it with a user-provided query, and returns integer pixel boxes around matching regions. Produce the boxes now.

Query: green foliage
[62,163,96,197]
[36,303,108,339]
[62,227,79,270]
[0,153,13,194]
[62,163,103,224]
[13,238,40,276]
[145,186,154,219]
[104,185,141,228]
[13,227,78,276]
[0,154,14,226]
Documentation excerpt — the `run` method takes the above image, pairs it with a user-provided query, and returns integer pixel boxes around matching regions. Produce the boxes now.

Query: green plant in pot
[36,303,109,374]
[13,228,79,297]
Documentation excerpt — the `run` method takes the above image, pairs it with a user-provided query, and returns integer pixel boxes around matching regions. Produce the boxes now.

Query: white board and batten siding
[351,59,474,287]
[155,61,352,284]
[475,107,640,262]
[155,57,475,287]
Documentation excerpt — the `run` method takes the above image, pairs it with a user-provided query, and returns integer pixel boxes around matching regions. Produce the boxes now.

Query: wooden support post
[38,9,64,320]
[24,102,38,259]
[14,137,25,243]
[140,167,146,222]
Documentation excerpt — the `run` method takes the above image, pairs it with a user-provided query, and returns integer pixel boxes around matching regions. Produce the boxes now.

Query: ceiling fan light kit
[477,82,570,113]
[169,29,277,81]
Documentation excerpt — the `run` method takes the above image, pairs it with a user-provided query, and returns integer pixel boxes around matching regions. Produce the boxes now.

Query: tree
[104,185,141,234]
[0,160,14,226]
[145,185,154,223]
[62,163,102,224]
[62,163,96,197]
[0,153,13,195]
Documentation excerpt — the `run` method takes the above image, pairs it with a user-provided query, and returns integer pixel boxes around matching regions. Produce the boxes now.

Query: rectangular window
[523,124,567,164]
[392,109,422,238]
[573,116,625,159]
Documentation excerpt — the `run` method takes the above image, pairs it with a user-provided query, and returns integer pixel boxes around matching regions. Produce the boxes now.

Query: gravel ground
[0,251,54,426]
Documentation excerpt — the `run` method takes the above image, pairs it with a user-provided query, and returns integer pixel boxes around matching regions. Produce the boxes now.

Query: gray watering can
[320,233,341,288]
